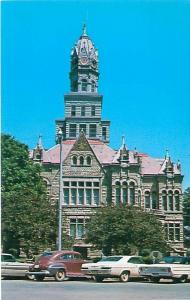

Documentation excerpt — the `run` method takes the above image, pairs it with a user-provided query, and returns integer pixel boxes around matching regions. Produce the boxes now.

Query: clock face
[80,57,88,65]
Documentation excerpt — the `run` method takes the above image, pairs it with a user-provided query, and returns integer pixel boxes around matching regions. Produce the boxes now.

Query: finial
[82,24,87,36]
[37,135,43,149]
[122,135,125,147]
[165,149,170,160]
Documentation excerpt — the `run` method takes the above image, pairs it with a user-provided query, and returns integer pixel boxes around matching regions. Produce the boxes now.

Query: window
[129,182,135,205]
[93,182,99,187]
[91,106,96,116]
[71,106,76,116]
[115,182,120,206]
[93,189,100,205]
[138,190,141,206]
[145,191,150,209]
[174,191,180,211]
[86,156,92,166]
[122,182,128,205]
[168,191,173,210]
[71,189,77,205]
[81,106,86,116]
[71,181,77,187]
[86,189,92,205]
[72,156,77,166]
[69,124,77,138]
[81,79,87,92]
[79,124,86,134]
[70,218,85,238]
[78,189,84,205]
[91,81,96,92]
[165,223,181,241]
[86,182,92,187]
[169,223,174,240]
[102,127,107,141]
[78,182,84,187]
[152,191,157,209]
[89,124,97,138]
[63,189,69,205]
[79,156,84,166]
[175,224,180,241]
[162,191,167,210]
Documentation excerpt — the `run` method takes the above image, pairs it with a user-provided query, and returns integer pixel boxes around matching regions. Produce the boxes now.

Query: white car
[1,253,34,279]
[81,255,146,282]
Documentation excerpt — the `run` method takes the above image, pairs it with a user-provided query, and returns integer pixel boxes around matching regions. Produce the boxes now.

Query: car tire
[173,275,188,284]
[35,275,45,281]
[95,276,104,283]
[54,269,66,282]
[151,277,160,283]
[26,274,35,280]
[120,271,130,283]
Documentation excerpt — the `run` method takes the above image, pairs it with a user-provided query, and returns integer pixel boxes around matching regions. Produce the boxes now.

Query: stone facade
[30,26,184,256]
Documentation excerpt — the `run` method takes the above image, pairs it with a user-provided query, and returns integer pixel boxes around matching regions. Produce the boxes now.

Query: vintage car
[139,256,190,283]
[1,253,34,279]
[27,250,87,281]
[81,255,146,282]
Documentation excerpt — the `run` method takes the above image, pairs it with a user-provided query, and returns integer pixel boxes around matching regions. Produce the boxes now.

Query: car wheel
[26,274,35,280]
[54,269,66,282]
[95,276,104,283]
[151,277,160,283]
[120,271,130,283]
[35,275,45,281]
[173,275,188,283]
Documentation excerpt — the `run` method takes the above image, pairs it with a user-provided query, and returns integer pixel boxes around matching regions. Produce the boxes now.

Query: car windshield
[160,257,186,264]
[100,256,123,262]
[41,252,53,257]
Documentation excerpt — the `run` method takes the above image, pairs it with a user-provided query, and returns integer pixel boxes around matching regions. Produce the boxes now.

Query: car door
[127,257,144,277]
[71,253,84,275]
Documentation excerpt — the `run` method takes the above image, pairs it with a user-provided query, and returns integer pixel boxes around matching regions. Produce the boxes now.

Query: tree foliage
[1,134,56,256]
[85,206,168,256]
[183,187,190,226]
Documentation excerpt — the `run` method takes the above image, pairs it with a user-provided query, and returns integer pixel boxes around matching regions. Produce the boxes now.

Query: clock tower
[56,25,110,143]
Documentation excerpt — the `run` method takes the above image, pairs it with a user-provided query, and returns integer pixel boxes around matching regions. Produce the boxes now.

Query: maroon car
[27,250,87,281]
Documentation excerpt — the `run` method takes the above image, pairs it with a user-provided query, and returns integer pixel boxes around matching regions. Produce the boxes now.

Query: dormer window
[86,156,92,166]
[81,79,87,92]
[79,156,84,166]
[72,156,77,166]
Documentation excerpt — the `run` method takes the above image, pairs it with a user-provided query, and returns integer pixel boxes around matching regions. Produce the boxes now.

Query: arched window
[91,81,96,92]
[122,182,128,205]
[145,191,150,209]
[81,79,87,92]
[168,191,173,210]
[152,191,157,209]
[174,191,180,211]
[138,190,141,207]
[115,181,121,206]
[129,182,135,205]
[162,190,167,210]
[72,156,77,166]
[79,156,84,166]
[86,156,92,166]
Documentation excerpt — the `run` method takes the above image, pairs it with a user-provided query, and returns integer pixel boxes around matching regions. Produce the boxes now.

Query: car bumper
[81,269,112,276]
[27,270,50,276]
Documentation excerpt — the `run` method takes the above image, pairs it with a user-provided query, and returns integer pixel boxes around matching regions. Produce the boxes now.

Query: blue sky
[2,0,190,189]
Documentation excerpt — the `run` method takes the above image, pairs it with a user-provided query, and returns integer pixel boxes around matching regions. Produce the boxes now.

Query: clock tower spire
[70,24,99,93]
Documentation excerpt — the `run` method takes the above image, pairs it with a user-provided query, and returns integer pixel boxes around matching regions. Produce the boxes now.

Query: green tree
[183,187,190,226]
[85,206,168,256]
[1,134,56,256]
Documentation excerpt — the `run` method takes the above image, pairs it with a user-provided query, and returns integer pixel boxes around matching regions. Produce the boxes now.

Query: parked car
[1,253,34,279]
[81,255,146,282]
[27,250,88,281]
[139,256,190,283]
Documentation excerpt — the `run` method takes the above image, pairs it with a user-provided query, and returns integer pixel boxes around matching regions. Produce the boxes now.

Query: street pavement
[1,278,190,300]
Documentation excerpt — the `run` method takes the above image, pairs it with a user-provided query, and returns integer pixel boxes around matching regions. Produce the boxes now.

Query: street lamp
[58,128,63,251]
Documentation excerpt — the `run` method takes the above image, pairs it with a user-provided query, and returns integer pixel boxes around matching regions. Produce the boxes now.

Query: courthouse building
[30,25,184,256]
